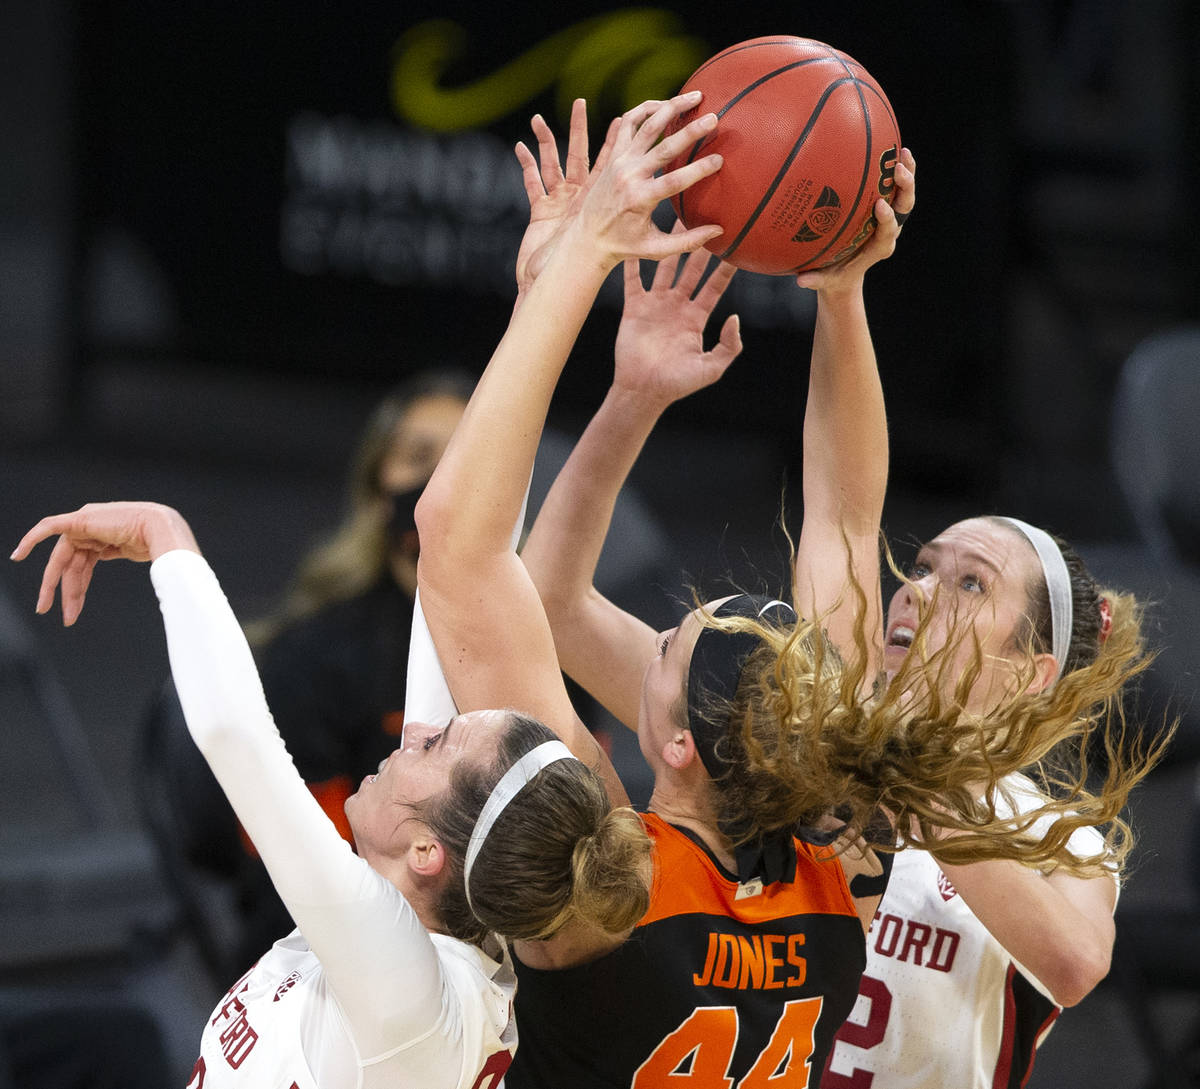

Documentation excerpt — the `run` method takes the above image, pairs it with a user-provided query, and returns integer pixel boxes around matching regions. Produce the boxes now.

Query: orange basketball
[667,36,901,275]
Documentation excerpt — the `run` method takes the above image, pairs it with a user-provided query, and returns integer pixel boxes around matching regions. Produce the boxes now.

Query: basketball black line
[685,38,839,85]
[716,74,861,264]
[789,76,900,271]
[784,75,877,272]
[856,78,900,142]
[673,56,847,228]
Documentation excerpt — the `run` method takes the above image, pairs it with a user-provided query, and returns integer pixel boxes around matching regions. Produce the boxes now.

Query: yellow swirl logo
[391,9,709,131]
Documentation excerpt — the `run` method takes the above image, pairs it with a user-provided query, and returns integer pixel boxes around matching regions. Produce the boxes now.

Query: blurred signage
[76,0,1008,463]
[280,11,811,336]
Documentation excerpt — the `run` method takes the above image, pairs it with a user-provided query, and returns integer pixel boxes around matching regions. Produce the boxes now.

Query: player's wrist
[143,505,202,560]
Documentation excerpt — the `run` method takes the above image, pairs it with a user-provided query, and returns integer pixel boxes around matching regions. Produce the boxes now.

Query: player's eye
[423,732,442,751]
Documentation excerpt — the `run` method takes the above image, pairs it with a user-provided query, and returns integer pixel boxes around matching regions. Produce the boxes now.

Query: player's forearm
[152,550,359,902]
[939,858,1116,1007]
[418,222,611,574]
[521,385,663,705]
[801,282,888,538]
[793,283,887,656]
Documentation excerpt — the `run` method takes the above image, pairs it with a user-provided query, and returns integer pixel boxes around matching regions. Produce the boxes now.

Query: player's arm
[415,95,724,799]
[791,149,915,671]
[521,239,741,730]
[12,502,451,1049]
[938,857,1116,1007]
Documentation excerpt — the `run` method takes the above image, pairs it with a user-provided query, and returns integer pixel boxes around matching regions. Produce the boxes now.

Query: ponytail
[417,713,650,944]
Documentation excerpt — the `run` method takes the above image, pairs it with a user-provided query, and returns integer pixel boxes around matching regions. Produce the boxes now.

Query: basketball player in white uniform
[14,520,519,1089]
[824,773,1116,1089]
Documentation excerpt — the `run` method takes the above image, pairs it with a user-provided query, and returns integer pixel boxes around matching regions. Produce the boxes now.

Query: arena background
[1,1,1198,1084]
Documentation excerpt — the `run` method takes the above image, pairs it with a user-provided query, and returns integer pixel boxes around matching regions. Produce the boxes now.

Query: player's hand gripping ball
[666,36,901,275]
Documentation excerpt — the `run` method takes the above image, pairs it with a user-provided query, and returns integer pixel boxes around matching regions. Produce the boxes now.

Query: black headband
[685,594,799,887]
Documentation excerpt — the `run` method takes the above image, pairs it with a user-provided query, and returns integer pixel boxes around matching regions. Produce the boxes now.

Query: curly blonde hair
[689,544,1172,881]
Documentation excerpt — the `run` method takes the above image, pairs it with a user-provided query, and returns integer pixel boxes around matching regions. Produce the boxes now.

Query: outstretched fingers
[515,102,593,207]
[514,140,545,208]
[10,514,70,564]
[623,256,649,299]
[578,94,725,264]
[530,113,565,193]
[692,258,737,313]
[33,532,76,618]
[562,97,590,186]
[59,548,100,627]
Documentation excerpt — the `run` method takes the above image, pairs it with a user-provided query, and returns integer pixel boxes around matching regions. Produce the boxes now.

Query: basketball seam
[717,75,860,263]
[673,57,845,228]
[790,79,900,272]
[686,38,838,83]
[783,76,877,272]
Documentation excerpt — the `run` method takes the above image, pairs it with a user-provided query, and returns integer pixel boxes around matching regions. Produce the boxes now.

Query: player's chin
[882,643,908,672]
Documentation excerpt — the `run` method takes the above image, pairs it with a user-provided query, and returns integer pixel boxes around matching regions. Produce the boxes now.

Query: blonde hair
[246,371,474,646]
[693,545,1172,881]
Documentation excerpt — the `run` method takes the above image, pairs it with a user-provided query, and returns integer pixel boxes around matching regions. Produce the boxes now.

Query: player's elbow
[413,477,447,542]
[413,481,460,581]
[1045,933,1113,1007]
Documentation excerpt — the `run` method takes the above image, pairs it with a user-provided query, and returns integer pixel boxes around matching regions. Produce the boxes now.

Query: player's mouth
[886,623,915,654]
[365,755,390,787]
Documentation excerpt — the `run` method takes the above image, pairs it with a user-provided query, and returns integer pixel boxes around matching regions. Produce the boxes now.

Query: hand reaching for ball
[513,94,725,297]
[795,147,916,294]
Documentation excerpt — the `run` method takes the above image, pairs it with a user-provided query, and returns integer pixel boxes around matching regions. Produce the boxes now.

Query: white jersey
[823,776,1114,1089]
[153,550,517,1089]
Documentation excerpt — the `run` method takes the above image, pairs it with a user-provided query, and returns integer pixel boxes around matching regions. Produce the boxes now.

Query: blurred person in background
[239,368,474,955]
[144,370,473,968]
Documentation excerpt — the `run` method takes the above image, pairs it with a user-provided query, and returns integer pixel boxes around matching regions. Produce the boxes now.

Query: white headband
[998,517,1073,683]
[462,739,577,908]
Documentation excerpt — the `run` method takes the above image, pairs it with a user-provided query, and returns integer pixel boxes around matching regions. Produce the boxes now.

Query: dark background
[1,1,1198,1085]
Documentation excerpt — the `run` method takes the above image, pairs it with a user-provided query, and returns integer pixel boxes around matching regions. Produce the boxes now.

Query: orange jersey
[507,812,866,1089]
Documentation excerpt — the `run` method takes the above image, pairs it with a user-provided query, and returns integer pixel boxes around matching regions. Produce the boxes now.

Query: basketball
[666,36,901,276]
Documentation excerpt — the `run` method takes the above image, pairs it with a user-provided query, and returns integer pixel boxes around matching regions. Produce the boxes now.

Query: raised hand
[794,147,917,294]
[10,501,198,625]
[513,98,602,295]
[613,233,743,411]
[515,93,726,295]
[573,92,724,266]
